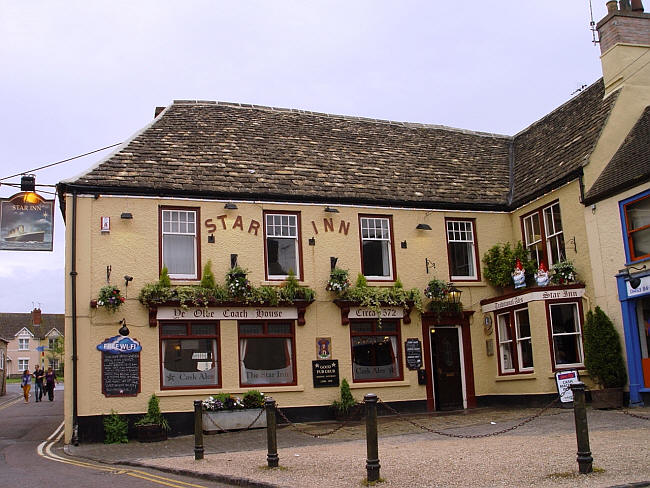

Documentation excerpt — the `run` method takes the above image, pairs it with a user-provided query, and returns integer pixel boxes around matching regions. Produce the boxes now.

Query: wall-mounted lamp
[118,318,130,337]
[124,275,133,287]
[425,258,435,274]
[401,240,407,249]
[308,237,316,246]
[224,202,238,210]
[120,212,133,219]
[330,257,338,270]
[416,223,432,230]
[231,253,238,268]
[324,206,339,213]
[208,234,215,243]
[21,174,36,192]
[624,264,647,289]
[447,284,462,304]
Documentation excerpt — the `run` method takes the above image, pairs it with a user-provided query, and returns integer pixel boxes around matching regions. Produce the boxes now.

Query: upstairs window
[522,201,564,268]
[264,212,301,280]
[161,208,199,280]
[18,338,29,350]
[360,215,394,280]
[622,192,650,262]
[446,219,479,281]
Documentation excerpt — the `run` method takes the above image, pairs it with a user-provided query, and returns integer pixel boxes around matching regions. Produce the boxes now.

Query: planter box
[136,424,168,443]
[202,408,266,434]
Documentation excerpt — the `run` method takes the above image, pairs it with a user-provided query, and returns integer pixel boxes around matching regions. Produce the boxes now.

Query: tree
[47,336,65,375]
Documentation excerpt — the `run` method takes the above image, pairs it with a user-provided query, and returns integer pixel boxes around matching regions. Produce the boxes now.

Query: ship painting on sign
[4,225,45,243]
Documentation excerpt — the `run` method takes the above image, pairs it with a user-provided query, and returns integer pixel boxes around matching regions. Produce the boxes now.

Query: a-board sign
[98,336,141,397]
[312,359,339,388]
[405,338,422,370]
[555,369,580,403]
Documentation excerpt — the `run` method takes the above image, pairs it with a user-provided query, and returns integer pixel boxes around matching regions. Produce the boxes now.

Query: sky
[0,1,610,314]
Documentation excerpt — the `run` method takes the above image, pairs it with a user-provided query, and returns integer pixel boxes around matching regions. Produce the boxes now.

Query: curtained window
[239,321,296,386]
[350,320,401,382]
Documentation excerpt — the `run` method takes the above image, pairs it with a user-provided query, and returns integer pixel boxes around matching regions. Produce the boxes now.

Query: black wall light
[118,318,130,336]
[330,257,338,270]
[625,265,647,289]
[416,223,432,230]
[224,202,238,210]
[308,237,316,246]
[120,212,133,219]
[324,206,339,213]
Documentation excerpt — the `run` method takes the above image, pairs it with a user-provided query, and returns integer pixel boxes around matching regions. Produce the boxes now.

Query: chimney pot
[32,308,42,326]
[631,0,644,11]
[607,0,619,13]
[619,0,632,10]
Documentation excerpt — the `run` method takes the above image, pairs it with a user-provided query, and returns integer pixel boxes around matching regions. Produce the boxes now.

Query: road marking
[0,396,22,410]
[37,423,208,487]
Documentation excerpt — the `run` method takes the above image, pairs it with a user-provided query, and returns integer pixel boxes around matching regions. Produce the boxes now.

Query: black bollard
[265,396,279,468]
[364,393,380,482]
[194,400,204,460]
[571,383,593,474]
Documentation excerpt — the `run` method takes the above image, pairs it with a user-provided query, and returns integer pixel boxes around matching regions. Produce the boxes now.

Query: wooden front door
[430,327,464,411]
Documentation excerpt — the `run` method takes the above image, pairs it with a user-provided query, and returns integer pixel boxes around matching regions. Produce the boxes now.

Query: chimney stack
[32,308,42,326]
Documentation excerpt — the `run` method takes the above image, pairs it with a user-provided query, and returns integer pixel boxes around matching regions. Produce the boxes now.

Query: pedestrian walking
[44,367,56,401]
[20,369,31,403]
[33,364,45,402]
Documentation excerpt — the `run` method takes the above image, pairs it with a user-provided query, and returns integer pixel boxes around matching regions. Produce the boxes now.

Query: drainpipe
[70,190,79,445]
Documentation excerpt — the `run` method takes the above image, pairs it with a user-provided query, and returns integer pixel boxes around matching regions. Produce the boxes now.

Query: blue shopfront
[616,269,650,405]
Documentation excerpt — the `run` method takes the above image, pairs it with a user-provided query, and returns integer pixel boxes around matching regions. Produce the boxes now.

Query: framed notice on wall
[97,336,142,397]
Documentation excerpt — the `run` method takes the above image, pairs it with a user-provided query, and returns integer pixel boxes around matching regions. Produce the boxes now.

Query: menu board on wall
[102,352,141,396]
[405,338,422,370]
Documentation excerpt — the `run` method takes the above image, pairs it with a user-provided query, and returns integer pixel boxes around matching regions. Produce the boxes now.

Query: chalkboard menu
[102,352,140,396]
[405,338,422,370]
[312,359,339,388]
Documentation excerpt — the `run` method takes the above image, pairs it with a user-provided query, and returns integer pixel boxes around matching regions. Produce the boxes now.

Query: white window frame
[18,338,29,351]
[543,202,564,267]
[360,216,394,280]
[549,302,584,369]
[264,212,301,280]
[446,219,478,280]
[523,202,565,268]
[161,208,198,280]
[18,358,29,372]
[523,212,543,266]
[514,308,534,372]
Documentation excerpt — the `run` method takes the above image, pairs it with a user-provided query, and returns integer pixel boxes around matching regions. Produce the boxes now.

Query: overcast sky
[0,1,609,314]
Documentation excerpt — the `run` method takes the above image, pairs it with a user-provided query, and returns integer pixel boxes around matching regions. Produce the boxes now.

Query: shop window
[239,321,296,386]
[522,201,564,268]
[549,302,584,369]
[264,212,301,280]
[359,215,394,280]
[496,307,533,374]
[445,219,479,281]
[18,358,29,371]
[621,192,650,262]
[18,338,29,350]
[160,322,220,389]
[160,207,199,280]
[350,320,402,382]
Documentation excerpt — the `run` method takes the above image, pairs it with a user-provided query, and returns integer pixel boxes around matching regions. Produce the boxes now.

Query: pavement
[61,402,650,488]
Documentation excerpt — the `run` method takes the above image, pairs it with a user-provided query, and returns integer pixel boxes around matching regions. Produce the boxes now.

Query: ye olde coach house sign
[97,336,142,397]
[157,306,298,320]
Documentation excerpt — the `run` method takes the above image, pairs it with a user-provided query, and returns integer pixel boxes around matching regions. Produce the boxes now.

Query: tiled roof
[0,313,64,341]
[584,106,650,205]
[60,79,618,211]
[511,81,618,208]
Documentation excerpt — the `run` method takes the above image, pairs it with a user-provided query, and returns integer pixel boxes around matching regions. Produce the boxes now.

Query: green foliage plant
[159,266,172,287]
[341,274,422,322]
[583,307,627,389]
[200,260,216,289]
[242,390,265,409]
[135,394,170,431]
[103,410,129,444]
[331,378,356,415]
[482,241,535,288]
[550,259,577,285]
[97,285,125,313]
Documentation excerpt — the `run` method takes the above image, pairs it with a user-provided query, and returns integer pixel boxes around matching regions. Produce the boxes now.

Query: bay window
[522,201,564,268]
[496,307,533,374]
[350,320,402,382]
[161,207,199,280]
[264,212,301,280]
[446,218,479,281]
[239,321,296,386]
[622,192,650,262]
[160,322,220,389]
[549,302,584,369]
[359,215,394,280]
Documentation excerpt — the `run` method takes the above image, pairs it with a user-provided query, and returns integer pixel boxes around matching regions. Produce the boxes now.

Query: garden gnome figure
[535,262,550,287]
[512,259,526,289]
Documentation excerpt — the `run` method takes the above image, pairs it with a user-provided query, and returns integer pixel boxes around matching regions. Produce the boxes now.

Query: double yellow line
[0,395,22,410]
[38,422,207,488]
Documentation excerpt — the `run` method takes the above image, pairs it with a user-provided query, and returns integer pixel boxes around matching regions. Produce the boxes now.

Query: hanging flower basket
[96,285,125,313]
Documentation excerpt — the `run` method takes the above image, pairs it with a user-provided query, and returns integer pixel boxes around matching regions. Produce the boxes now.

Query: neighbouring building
[0,309,65,378]
[57,2,649,443]
[0,337,7,396]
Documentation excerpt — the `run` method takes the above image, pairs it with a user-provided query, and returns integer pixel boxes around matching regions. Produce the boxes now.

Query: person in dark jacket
[33,364,45,402]
[44,367,56,401]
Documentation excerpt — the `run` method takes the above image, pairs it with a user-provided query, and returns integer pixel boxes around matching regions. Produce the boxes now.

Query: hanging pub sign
[97,336,142,397]
[0,192,54,251]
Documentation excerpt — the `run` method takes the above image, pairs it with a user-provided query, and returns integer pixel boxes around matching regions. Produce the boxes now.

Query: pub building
[57,3,650,443]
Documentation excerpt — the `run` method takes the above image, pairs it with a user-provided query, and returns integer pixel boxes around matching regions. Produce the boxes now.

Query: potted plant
[96,285,126,313]
[201,391,267,433]
[482,241,535,290]
[583,307,628,408]
[550,259,577,285]
[331,378,360,421]
[134,394,170,442]
[326,267,351,293]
